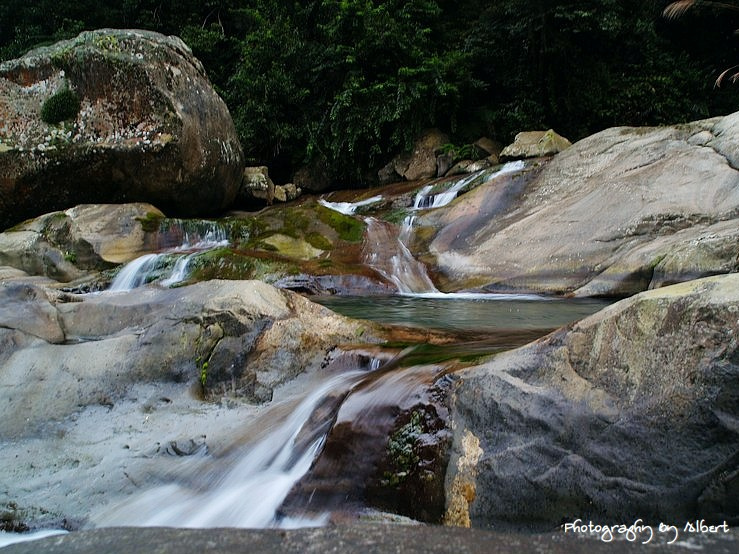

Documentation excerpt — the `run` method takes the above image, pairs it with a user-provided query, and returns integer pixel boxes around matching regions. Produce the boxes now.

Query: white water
[318,195,383,215]
[363,217,439,294]
[91,370,367,528]
[319,161,530,295]
[159,253,196,287]
[108,222,229,292]
[0,530,68,549]
[410,160,526,211]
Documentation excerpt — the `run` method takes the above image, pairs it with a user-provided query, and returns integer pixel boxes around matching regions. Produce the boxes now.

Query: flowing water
[9,164,618,541]
[89,353,427,529]
[108,220,228,291]
[362,217,439,294]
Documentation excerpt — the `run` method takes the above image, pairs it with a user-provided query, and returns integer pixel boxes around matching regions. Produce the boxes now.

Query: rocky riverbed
[1,28,737,552]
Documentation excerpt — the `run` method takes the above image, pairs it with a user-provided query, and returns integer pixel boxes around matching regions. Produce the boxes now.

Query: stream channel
[0,164,613,547]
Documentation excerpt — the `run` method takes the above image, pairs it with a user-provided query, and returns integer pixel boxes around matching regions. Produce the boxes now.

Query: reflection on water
[316,294,611,333]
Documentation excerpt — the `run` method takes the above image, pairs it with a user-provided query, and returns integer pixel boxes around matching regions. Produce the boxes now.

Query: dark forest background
[1,0,737,184]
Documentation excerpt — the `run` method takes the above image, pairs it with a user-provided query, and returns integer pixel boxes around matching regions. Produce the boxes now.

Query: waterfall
[363,217,439,295]
[411,160,526,211]
[319,161,529,295]
[108,221,229,292]
[318,195,383,215]
[90,353,404,529]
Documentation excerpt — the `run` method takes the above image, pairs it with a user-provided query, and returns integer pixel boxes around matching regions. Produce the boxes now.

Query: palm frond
[663,0,699,19]
[664,1,739,19]
[715,64,739,86]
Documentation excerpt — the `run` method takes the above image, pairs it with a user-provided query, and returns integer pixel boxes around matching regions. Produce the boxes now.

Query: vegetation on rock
[40,86,80,124]
[1,1,737,185]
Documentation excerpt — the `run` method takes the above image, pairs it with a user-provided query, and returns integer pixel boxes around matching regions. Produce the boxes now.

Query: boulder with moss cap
[0,29,244,231]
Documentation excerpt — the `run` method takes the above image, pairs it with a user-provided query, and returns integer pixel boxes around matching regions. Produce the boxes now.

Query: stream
[1,165,614,547]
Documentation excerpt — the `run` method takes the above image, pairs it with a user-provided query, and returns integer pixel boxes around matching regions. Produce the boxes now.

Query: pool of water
[316,293,612,334]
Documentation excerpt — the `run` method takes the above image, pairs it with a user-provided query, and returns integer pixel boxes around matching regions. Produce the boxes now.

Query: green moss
[135,212,165,233]
[316,205,365,242]
[305,232,333,251]
[188,247,294,282]
[383,411,424,487]
[94,33,120,52]
[40,87,80,125]
[382,208,410,225]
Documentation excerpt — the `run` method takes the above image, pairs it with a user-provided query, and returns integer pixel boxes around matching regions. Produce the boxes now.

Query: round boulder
[0,29,244,231]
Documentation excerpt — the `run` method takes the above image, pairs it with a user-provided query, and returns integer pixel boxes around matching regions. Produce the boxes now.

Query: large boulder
[379,129,449,184]
[445,274,739,528]
[421,113,739,295]
[0,29,244,231]
[0,279,379,438]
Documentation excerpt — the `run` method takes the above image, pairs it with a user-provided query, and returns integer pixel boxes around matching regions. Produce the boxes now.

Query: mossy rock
[316,205,365,242]
[40,87,80,125]
[136,212,166,233]
[187,247,296,282]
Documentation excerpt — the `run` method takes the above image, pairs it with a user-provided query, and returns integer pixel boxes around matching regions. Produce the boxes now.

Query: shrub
[40,87,80,124]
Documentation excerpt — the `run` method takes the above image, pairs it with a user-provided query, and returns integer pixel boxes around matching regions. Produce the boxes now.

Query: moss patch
[316,205,365,242]
[188,247,296,282]
[136,212,165,233]
[40,87,81,125]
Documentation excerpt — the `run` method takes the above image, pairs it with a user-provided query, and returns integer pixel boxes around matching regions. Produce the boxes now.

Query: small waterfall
[414,173,479,210]
[411,160,526,211]
[395,160,529,281]
[109,220,229,292]
[108,254,162,291]
[318,195,383,215]
[319,161,529,295]
[91,353,402,529]
[363,217,439,295]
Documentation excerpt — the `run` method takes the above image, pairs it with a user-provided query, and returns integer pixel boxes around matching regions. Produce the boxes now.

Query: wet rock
[0,203,164,283]
[499,129,571,160]
[446,274,739,527]
[422,114,739,295]
[283,363,452,523]
[0,29,244,230]
[275,273,395,296]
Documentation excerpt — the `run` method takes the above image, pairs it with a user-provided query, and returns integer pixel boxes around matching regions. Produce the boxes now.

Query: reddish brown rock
[0,29,244,231]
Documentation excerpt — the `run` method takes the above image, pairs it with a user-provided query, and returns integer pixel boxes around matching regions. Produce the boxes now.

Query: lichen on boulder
[0,29,244,231]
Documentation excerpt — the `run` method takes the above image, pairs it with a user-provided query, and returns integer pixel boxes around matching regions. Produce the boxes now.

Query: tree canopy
[1,0,737,184]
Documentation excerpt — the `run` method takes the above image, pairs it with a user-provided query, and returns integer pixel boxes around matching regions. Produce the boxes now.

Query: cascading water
[318,162,528,295]
[362,217,439,295]
[91,370,360,528]
[317,195,383,215]
[108,221,229,292]
[89,351,429,529]
[410,160,526,212]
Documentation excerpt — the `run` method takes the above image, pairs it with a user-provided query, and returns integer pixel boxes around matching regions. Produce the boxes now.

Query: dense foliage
[1,0,737,184]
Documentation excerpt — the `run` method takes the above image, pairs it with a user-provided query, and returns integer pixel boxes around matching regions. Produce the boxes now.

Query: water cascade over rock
[108,220,228,291]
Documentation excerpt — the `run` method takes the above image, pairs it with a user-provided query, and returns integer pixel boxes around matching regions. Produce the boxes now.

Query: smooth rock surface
[445,274,739,527]
[0,279,378,438]
[2,524,737,554]
[422,114,739,295]
[0,204,163,282]
[0,29,244,230]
